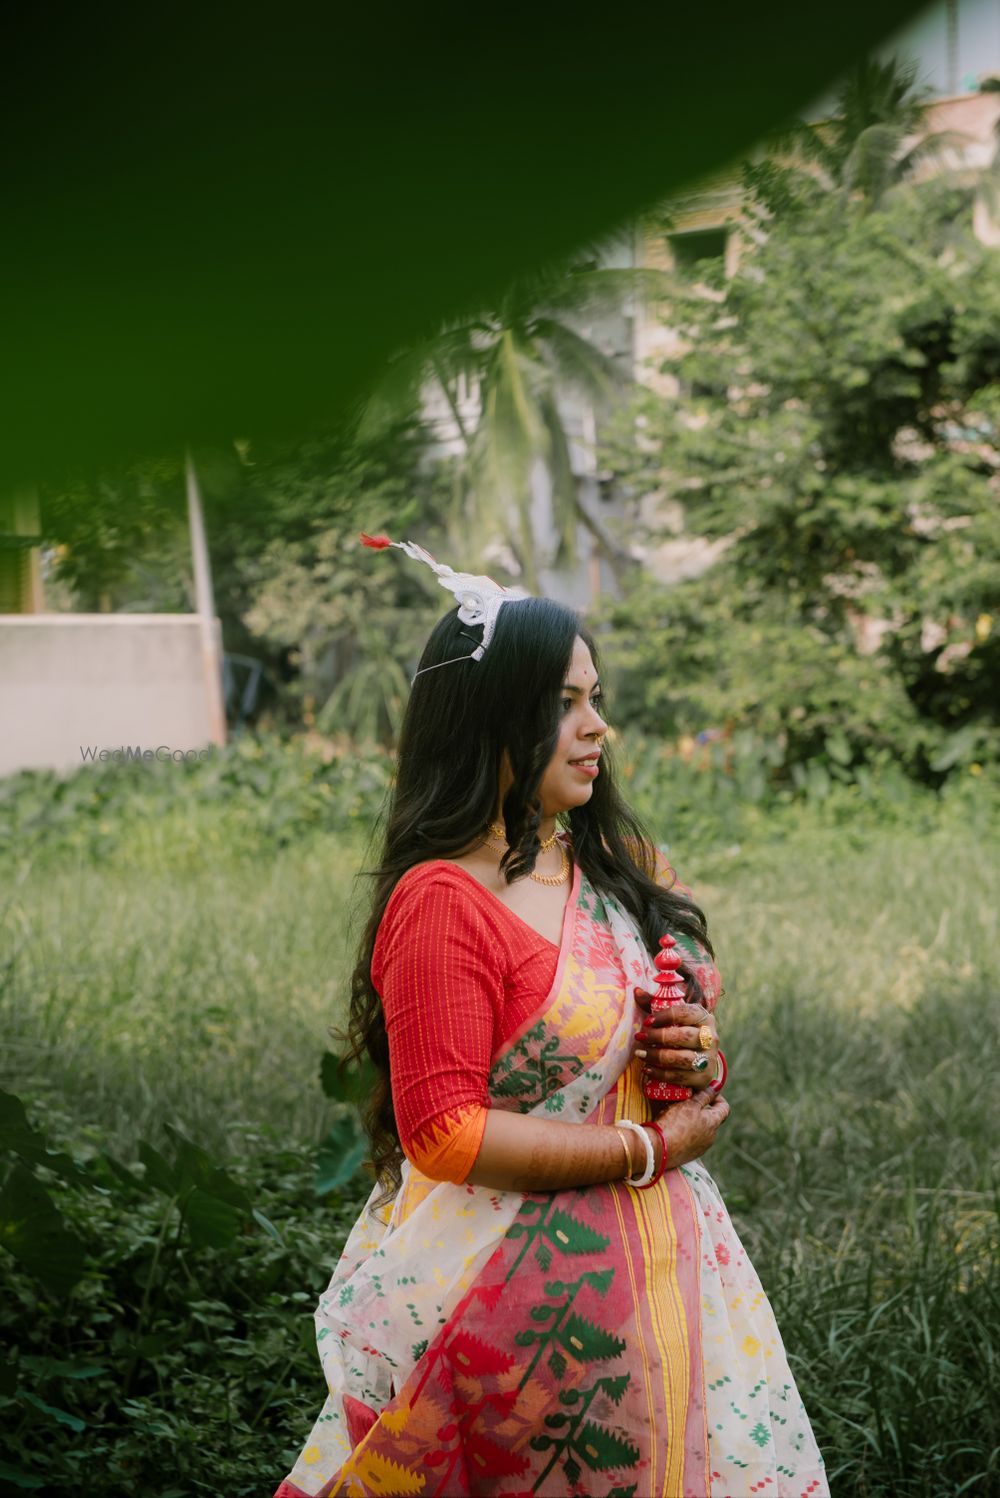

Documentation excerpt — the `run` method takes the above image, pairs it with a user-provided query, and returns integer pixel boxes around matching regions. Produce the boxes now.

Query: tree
[751,54,973,211]
[39,456,189,614]
[214,419,448,742]
[356,258,675,592]
[599,173,1000,783]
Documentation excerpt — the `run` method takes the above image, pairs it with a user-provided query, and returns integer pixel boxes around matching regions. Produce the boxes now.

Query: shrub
[0,1091,369,1496]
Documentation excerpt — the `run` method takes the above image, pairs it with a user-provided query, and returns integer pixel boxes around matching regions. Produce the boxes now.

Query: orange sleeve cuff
[402,1100,489,1184]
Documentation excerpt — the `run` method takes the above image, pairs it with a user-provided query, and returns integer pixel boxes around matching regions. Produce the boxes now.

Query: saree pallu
[275,867,828,1498]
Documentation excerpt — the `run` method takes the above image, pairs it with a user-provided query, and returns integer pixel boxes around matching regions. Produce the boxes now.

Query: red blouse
[371,860,565,1184]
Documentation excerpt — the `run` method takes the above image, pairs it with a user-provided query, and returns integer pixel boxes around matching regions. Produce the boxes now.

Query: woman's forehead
[567,637,598,682]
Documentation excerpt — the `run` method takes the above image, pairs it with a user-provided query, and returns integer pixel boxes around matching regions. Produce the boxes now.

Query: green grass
[1,833,373,1158]
[688,824,1000,1494]
[2,807,998,1494]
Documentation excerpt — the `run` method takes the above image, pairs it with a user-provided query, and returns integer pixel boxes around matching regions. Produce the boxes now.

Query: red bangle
[635,1120,668,1190]
[710,1048,728,1093]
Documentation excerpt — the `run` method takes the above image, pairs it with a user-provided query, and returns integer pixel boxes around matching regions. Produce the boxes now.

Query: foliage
[203,419,454,743]
[599,576,937,780]
[0,1093,369,1496]
[0,730,394,868]
[757,53,971,208]
[358,257,674,590]
[6,726,998,895]
[600,170,1000,784]
[240,540,440,746]
[39,454,189,613]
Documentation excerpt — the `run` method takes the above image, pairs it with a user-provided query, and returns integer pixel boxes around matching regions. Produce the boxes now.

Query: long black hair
[340,595,713,1208]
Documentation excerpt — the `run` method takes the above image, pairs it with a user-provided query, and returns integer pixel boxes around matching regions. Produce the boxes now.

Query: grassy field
[2,800,998,1495]
[2,827,366,1159]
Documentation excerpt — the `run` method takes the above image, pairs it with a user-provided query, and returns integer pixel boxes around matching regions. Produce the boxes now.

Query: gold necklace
[489,820,559,852]
[485,822,570,885]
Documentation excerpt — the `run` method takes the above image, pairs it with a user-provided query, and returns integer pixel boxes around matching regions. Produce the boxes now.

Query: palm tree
[356,256,678,591]
[763,55,972,209]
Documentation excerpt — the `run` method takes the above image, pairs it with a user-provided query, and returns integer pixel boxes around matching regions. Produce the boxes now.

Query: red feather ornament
[359,532,393,549]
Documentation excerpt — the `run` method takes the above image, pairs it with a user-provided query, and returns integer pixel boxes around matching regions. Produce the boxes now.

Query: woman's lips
[570,759,599,777]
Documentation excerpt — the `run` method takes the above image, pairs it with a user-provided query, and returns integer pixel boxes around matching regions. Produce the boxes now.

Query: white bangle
[615,1119,656,1187]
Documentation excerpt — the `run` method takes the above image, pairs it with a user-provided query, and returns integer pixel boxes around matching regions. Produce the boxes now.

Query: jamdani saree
[275,863,828,1498]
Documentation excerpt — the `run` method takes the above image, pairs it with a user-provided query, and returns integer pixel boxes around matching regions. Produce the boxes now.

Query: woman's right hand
[651,1090,730,1170]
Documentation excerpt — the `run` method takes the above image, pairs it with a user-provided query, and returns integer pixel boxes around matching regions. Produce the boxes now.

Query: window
[668,227,728,278]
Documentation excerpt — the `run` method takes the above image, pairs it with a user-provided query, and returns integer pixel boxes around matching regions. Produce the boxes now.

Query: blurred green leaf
[320,1052,378,1107]
[251,1207,284,1246]
[164,1125,252,1213]
[826,731,853,766]
[0,1165,86,1297]
[929,724,986,773]
[0,1091,87,1187]
[0,1459,47,1489]
[314,1115,367,1196]
[138,1142,177,1196]
[19,1356,106,1381]
[183,1188,245,1251]
[17,1392,86,1433]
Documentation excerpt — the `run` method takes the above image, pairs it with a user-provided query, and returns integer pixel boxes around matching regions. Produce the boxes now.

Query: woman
[275,552,828,1498]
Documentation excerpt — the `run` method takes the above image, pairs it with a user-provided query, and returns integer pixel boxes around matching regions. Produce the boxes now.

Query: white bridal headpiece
[360,532,531,682]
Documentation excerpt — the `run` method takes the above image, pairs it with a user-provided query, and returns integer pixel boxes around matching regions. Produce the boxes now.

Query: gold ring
[697,1024,714,1052]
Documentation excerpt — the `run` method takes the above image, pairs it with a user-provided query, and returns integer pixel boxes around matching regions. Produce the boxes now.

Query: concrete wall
[0,614,226,780]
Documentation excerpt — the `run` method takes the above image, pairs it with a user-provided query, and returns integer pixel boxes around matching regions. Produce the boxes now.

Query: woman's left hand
[632,991,720,1090]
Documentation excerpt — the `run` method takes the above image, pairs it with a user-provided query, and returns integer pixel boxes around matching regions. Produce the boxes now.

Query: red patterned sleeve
[371,868,505,1185]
